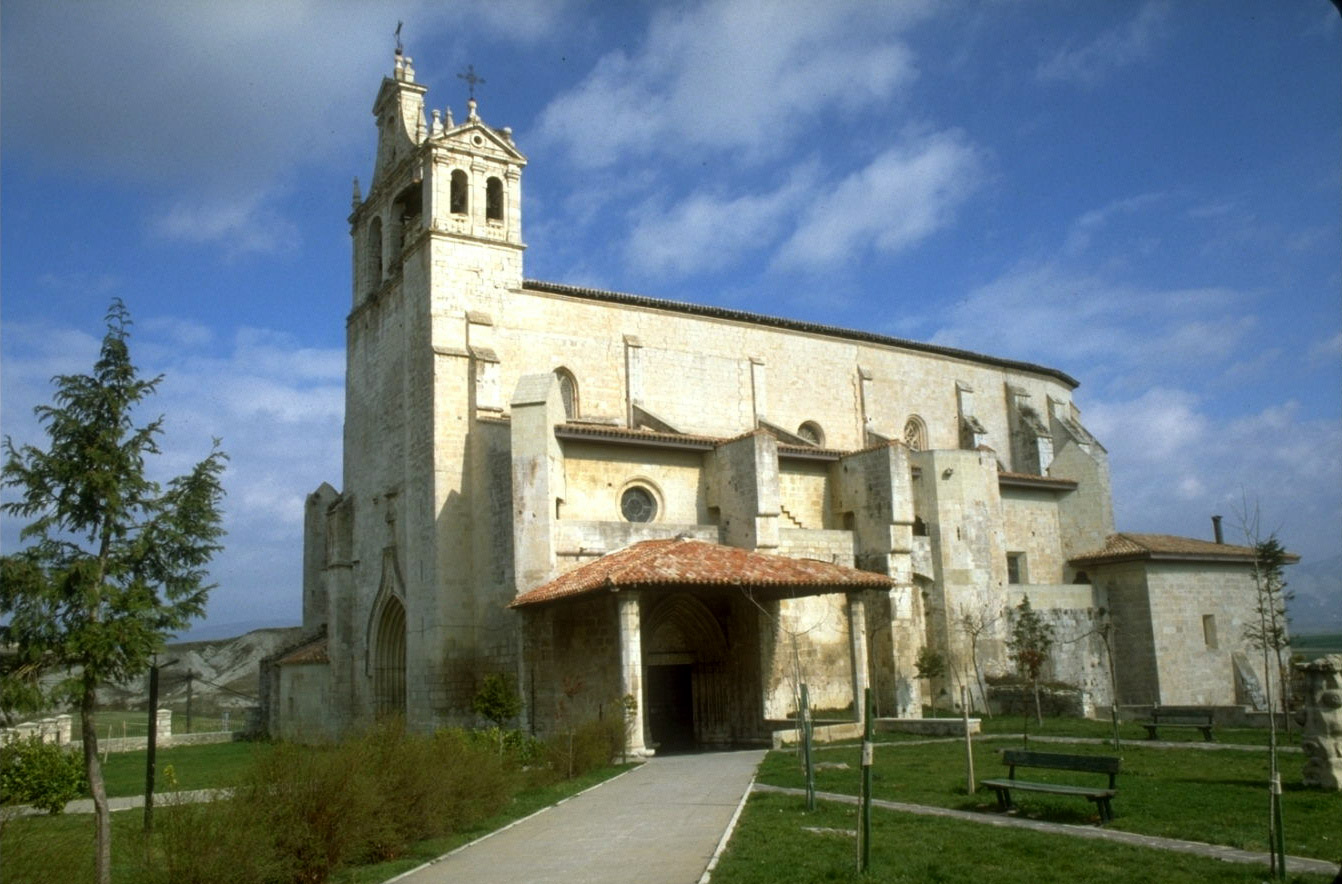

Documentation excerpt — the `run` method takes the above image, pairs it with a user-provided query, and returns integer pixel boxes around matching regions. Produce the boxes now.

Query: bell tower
[334,49,530,731]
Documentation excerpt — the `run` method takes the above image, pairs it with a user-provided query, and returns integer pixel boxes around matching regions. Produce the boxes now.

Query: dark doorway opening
[647,664,695,752]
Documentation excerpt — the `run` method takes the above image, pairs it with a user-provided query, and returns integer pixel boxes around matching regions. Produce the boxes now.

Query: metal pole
[144,662,159,833]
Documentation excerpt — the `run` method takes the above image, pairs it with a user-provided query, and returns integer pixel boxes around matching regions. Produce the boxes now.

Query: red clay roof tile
[510,537,892,607]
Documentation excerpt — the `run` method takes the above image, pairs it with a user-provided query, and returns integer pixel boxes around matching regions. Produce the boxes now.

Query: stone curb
[2,788,229,820]
[752,783,1340,878]
[815,733,1304,753]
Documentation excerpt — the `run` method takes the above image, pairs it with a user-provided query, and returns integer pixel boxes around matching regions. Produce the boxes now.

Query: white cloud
[150,191,302,257]
[625,167,813,276]
[1063,192,1164,255]
[1036,2,1170,86]
[774,131,984,271]
[1310,331,1342,365]
[537,0,928,169]
[1087,392,1342,564]
[929,260,1253,387]
[2,0,573,263]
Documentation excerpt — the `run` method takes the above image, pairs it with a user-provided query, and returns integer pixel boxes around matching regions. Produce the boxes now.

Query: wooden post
[858,687,873,874]
[144,662,159,833]
[962,684,975,794]
[801,684,815,812]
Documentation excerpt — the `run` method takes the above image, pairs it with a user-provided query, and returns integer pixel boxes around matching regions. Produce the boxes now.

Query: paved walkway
[2,788,225,820]
[389,749,765,884]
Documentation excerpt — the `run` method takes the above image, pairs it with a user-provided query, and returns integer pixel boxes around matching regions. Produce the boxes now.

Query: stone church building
[262,52,1285,749]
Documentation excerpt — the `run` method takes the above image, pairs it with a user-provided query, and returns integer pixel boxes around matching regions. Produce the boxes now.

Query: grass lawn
[95,739,262,798]
[761,738,1341,860]
[710,791,1334,884]
[1,761,631,884]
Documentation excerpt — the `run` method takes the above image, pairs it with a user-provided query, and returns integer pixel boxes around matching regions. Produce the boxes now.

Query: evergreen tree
[1007,595,1055,732]
[1,301,226,884]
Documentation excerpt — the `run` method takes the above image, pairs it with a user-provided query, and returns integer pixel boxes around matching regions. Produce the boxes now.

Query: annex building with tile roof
[261,53,1288,747]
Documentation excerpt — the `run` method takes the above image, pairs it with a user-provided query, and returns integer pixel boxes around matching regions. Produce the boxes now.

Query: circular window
[473,135,483,145]
[620,486,658,523]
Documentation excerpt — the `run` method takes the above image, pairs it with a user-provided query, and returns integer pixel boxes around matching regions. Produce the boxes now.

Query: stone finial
[351,177,363,210]
[1298,654,1342,790]
[444,107,454,128]
[431,109,443,138]
[467,98,479,121]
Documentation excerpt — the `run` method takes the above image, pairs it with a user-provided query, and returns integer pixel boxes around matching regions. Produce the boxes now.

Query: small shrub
[545,716,624,779]
[237,740,383,884]
[0,737,86,814]
[140,793,282,884]
[472,673,522,728]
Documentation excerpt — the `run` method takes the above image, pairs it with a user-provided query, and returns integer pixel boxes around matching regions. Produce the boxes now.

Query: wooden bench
[981,749,1121,823]
[1142,707,1214,742]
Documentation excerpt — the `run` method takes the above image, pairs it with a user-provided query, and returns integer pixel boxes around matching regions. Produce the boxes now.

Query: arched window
[486,176,503,222]
[903,415,927,451]
[367,217,383,293]
[450,169,469,215]
[554,368,578,420]
[797,421,825,447]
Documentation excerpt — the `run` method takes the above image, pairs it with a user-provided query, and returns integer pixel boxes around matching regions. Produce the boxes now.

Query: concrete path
[2,788,226,820]
[389,749,765,884]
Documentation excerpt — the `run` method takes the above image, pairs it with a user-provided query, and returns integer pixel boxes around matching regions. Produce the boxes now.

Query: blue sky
[3,1,1339,634]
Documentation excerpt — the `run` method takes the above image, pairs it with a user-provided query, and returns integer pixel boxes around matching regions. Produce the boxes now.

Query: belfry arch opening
[486,176,504,222]
[372,595,406,719]
[450,170,469,215]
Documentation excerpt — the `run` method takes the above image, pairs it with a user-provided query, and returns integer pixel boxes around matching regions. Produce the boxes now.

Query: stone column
[157,708,173,741]
[55,714,72,745]
[849,592,870,723]
[619,592,652,758]
[1298,654,1342,791]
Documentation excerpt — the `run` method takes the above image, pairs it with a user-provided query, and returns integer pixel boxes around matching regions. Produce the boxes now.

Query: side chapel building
[263,52,1285,749]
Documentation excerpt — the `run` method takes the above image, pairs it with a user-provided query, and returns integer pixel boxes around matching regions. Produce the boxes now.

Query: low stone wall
[877,717,980,737]
[770,721,864,748]
[1,709,238,754]
[74,730,240,754]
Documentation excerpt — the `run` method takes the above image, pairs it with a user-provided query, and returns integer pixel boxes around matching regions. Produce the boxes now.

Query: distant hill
[1287,553,1342,635]
[31,626,308,713]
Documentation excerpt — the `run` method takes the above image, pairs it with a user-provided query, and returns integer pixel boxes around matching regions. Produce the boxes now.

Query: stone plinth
[1298,654,1342,791]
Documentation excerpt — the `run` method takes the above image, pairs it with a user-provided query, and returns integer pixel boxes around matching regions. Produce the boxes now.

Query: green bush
[238,740,384,884]
[545,716,625,779]
[139,793,283,884]
[0,737,86,814]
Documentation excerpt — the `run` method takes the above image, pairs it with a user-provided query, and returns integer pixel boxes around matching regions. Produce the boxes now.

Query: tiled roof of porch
[510,537,894,608]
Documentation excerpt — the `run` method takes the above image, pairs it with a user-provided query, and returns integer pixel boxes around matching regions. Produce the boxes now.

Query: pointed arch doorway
[644,593,729,752]
[372,594,406,718]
